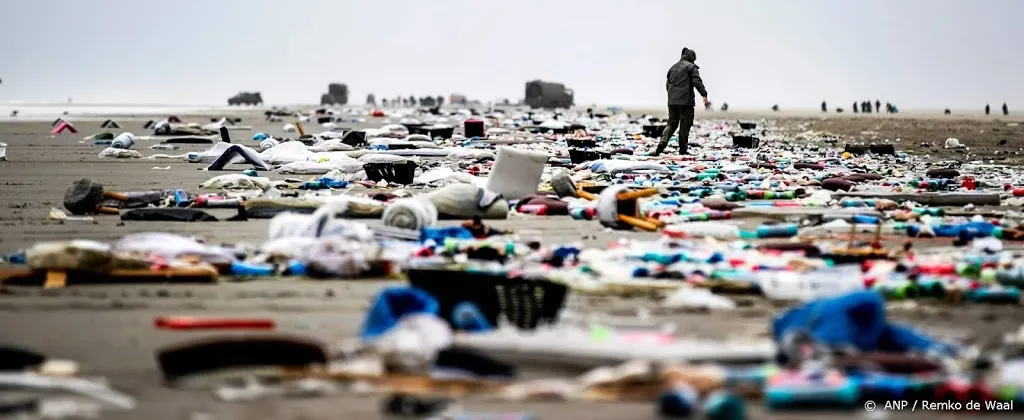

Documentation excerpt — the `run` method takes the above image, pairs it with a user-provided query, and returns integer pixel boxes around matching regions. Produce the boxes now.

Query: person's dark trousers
[655,105,695,155]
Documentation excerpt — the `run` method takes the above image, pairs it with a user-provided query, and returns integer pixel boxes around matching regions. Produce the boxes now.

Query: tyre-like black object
[63,178,104,215]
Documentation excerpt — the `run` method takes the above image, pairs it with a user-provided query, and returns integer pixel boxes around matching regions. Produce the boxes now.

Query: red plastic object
[155,316,275,331]
[1014,188,1024,197]
[962,177,976,190]
[518,204,548,215]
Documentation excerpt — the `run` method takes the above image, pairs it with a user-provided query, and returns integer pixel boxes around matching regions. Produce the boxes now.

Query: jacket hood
[680,48,697,63]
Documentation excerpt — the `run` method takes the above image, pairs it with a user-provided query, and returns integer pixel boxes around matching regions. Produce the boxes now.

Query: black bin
[464,119,486,138]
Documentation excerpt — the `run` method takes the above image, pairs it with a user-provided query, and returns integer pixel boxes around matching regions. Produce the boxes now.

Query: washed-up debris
[0,345,135,415]
[9,106,1024,417]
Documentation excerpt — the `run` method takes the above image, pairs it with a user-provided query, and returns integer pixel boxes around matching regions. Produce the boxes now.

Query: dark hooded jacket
[666,48,707,106]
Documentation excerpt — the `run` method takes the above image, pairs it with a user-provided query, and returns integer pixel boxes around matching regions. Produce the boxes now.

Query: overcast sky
[0,0,1020,109]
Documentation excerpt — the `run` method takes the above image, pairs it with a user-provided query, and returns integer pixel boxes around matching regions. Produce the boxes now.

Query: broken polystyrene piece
[661,286,737,310]
[485,147,550,200]
[0,373,136,410]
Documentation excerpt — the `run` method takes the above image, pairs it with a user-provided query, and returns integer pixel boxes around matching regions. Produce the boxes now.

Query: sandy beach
[1,108,1023,419]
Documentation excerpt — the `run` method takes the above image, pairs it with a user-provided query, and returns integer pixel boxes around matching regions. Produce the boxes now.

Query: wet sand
[1,110,1023,419]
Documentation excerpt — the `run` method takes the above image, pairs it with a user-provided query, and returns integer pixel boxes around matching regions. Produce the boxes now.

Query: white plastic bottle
[663,222,741,239]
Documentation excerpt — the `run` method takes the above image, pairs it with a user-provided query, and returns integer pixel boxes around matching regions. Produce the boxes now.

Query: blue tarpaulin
[771,291,955,355]
[359,287,439,340]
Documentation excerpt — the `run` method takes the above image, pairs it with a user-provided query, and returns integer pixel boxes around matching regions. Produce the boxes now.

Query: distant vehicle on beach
[524,80,574,109]
[320,83,349,106]
[228,92,264,106]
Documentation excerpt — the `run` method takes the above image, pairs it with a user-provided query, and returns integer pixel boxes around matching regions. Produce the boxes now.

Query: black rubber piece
[156,336,328,382]
[0,345,46,371]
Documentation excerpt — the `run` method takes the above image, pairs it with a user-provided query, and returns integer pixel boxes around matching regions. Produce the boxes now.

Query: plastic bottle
[754,224,799,238]
[840,199,875,208]
[194,194,242,208]
[725,191,747,202]
[111,132,135,149]
[760,267,862,302]
[965,287,1021,304]
[230,261,275,276]
[569,207,596,220]
[765,370,860,410]
[662,222,741,240]
[518,204,548,215]
[994,267,1024,288]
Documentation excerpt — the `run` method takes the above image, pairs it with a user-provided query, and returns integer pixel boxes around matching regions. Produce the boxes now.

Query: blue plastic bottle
[765,372,860,410]
[754,224,799,238]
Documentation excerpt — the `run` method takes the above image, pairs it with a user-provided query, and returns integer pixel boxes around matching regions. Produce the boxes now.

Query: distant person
[654,47,709,156]
[853,102,859,114]
[986,104,991,115]
[772,104,780,112]
[886,102,893,113]
[945,109,952,115]
[821,101,828,113]
[875,100,881,114]
[865,101,873,114]
[720,102,729,111]
[1004,103,1010,116]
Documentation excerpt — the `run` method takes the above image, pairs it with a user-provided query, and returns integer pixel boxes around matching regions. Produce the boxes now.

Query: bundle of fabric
[267,201,376,241]
[425,184,508,219]
[381,198,439,230]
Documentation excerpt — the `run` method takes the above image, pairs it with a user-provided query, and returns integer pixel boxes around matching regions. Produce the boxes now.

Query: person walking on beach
[821,101,828,113]
[875,100,881,114]
[654,47,709,156]
[1004,103,1010,116]
[986,104,991,115]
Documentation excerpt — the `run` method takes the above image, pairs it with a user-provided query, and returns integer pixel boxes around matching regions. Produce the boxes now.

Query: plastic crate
[406,269,569,330]
[363,161,417,185]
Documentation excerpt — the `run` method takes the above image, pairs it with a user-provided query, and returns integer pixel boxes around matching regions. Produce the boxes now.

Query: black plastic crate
[568,148,611,164]
[342,130,367,147]
[643,124,667,138]
[566,138,597,149]
[406,269,569,330]
[363,161,417,185]
[732,135,760,149]
[427,126,455,139]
